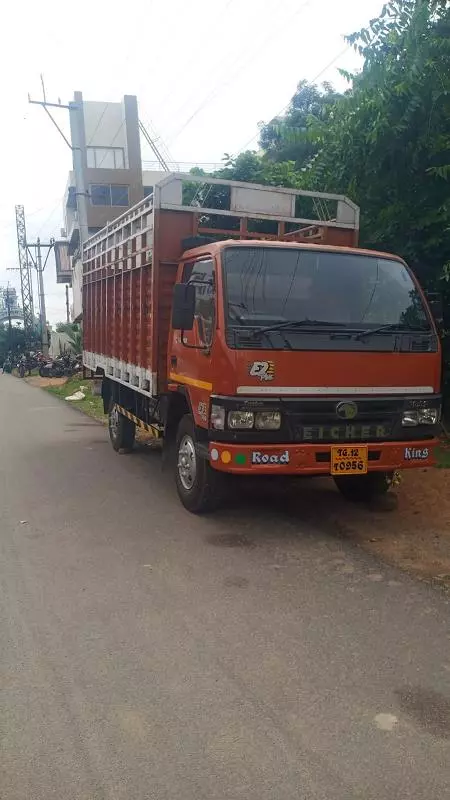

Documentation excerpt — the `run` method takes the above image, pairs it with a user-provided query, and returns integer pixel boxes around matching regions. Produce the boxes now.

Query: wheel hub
[109,406,120,439]
[178,434,197,490]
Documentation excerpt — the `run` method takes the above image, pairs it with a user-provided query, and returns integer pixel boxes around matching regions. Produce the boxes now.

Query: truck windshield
[222,247,430,331]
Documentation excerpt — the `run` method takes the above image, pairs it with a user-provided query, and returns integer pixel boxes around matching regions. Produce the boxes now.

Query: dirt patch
[25,376,68,389]
[359,471,450,587]
[285,469,450,588]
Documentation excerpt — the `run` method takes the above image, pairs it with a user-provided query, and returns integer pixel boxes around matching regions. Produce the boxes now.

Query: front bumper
[208,439,438,474]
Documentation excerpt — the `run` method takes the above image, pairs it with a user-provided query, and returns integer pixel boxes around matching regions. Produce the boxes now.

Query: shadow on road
[129,441,450,585]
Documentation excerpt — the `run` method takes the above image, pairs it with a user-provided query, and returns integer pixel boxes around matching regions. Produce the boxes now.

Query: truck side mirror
[427,293,444,327]
[172,283,196,331]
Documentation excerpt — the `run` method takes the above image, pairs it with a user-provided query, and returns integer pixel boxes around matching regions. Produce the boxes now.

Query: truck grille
[283,397,402,444]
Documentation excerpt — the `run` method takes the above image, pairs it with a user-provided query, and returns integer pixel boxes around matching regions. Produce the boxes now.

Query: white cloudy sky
[0,0,383,323]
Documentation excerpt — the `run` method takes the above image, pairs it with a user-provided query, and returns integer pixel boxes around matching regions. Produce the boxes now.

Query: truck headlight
[255,411,281,430]
[402,406,440,426]
[418,407,440,425]
[211,404,225,430]
[402,409,419,426]
[228,410,254,429]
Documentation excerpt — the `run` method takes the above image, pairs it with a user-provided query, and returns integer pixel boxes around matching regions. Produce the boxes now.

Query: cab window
[185,258,215,347]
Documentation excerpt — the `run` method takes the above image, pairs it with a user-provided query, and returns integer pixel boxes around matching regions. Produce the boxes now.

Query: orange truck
[82,174,442,512]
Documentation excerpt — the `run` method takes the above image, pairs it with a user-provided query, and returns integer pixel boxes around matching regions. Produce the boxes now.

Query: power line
[142,160,224,170]
[168,0,311,146]
[235,44,350,155]
[154,0,236,122]
[37,201,62,238]
[86,102,110,147]
[139,120,169,171]
[189,42,351,209]
[95,121,126,169]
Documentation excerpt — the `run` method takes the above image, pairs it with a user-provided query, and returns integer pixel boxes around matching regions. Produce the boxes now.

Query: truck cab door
[170,257,217,424]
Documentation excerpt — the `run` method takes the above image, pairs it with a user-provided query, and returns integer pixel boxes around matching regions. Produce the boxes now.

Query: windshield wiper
[354,322,430,341]
[248,319,349,338]
[228,302,249,322]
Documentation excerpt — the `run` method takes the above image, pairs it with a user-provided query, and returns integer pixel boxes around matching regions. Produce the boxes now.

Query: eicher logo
[335,401,358,420]
[249,360,275,382]
[251,450,290,465]
[404,447,429,460]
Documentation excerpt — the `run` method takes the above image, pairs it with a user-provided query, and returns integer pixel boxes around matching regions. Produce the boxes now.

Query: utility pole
[35,239,46,354]
[26,237,54,357]
[29,80,89,249]
[65,284,70,323]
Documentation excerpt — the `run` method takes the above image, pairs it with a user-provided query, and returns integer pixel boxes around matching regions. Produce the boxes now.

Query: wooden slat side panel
[116,271,123,362]
[106,275,114,358]
[83,281,90,352]
[153,210,197,392]
[129,269,137,366]
[157,263,178,386]
[83,205,195,383]
[122,269,130,364]
[143,265,153,372]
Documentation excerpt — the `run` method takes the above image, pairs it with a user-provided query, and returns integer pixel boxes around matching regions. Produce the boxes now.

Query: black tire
[334,471,393,503]
[108,402,136,452]
[39,365,46,377]
[175,414,226,513]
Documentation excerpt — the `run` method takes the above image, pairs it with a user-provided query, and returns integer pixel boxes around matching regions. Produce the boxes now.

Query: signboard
[54,240,72,285]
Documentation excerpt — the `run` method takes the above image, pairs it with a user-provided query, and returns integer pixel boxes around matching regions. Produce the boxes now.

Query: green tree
[0,324,27,364]
[304,0,450,286]
[259,81,343,168]
[55,322,82,353]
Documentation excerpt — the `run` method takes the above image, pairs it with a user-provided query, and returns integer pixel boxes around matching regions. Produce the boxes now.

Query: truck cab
[169,238,441,510]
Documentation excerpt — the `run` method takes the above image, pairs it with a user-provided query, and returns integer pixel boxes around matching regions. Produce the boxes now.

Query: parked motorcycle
[17,351,45,378]
[39,352,82,378]
[39,358,65,378]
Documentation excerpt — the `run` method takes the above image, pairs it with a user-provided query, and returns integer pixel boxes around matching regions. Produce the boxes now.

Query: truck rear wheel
[334,471,393,503]
[108,402,135,452]
[175,414,226,513]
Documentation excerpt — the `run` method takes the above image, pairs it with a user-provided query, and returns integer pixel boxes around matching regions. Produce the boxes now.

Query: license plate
[331,446,368,475]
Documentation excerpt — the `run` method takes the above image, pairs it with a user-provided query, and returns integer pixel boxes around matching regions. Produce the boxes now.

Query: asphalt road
[1,375,449,799]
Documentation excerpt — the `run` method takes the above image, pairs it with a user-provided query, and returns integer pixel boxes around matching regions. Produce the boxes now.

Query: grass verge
[45,376,105,422]
[436,442,450,468]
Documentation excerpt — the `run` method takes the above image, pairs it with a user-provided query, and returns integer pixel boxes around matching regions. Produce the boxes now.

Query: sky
[0,0,383,324]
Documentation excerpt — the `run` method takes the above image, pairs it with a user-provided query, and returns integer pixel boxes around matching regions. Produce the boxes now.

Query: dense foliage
[0,325,28,365]
[55,322,82,353]
[305,0,450,292]
[259,81,343,168]
[192,0,450,398]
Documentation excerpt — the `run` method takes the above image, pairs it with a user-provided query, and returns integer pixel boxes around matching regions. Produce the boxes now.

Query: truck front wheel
[175,414,226,513]
[108,402,136,452]
[334,471,393,503]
